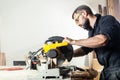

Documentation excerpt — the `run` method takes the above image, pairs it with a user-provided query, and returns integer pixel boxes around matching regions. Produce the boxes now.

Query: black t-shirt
[83,14,120,68]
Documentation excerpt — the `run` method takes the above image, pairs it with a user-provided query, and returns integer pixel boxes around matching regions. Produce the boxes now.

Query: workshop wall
[0,0,106,66]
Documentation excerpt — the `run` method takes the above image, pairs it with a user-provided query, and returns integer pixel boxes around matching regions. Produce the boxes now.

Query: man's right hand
[63,37,76,45]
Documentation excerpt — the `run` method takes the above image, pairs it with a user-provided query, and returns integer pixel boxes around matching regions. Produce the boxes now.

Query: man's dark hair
[72,5,94,19]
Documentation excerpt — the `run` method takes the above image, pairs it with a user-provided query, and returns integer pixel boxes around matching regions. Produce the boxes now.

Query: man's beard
[83,19,92,31]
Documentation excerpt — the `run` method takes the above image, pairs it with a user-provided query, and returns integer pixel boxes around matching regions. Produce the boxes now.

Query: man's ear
[81,10,88,17]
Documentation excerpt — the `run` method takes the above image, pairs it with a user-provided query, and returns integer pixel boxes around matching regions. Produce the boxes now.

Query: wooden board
[0,53,6,66]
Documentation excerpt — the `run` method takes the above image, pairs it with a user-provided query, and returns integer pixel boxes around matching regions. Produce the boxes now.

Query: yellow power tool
[43,41,68,53]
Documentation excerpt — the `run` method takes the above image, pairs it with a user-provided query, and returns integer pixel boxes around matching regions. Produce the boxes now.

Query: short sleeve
[98,15,119,47]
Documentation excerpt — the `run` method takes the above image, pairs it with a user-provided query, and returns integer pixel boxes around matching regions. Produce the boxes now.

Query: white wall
[0,0,106,66]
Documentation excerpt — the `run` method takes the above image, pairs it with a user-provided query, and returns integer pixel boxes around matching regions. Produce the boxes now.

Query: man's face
[73,12,92,31]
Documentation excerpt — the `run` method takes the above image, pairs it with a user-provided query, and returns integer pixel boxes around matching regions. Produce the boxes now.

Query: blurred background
[0,0,119,67]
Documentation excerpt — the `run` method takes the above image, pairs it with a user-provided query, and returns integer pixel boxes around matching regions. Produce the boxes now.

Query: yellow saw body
[43,41,68,53]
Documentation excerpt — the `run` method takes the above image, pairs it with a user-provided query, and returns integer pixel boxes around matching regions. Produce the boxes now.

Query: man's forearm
[73,35,108,48]
[73,48,87,57]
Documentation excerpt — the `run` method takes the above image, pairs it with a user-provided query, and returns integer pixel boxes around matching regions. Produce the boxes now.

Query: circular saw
[43,36,73,66]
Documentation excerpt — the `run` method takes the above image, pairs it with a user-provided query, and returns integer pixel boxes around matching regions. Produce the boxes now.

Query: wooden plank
[107,0,120,21]
[0,53,6,66]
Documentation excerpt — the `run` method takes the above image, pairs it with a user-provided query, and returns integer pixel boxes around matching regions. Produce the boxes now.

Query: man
[63,5,120,80]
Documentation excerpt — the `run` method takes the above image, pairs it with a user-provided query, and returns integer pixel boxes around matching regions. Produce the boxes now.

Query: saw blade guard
[44,36,74,63]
